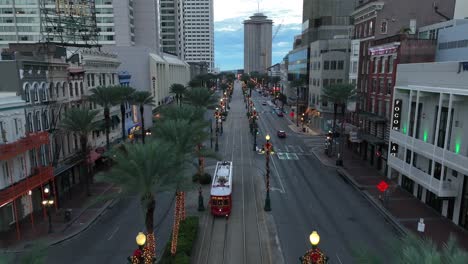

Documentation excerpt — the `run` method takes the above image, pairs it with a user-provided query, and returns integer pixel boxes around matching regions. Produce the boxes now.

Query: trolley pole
[215,118,219,152]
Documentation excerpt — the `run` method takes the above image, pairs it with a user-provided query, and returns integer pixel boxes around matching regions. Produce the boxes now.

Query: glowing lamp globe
[265,134,271,141]
[136,232,146,246]
[309,231,320,246]
[44,187,50,194]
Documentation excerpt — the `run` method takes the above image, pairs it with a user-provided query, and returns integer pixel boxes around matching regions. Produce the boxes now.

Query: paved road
[192,81,276,264]
[40,186,175,262]
[251,91,397,263]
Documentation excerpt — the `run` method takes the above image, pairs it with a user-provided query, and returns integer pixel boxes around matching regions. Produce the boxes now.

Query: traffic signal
[327,131,333,140]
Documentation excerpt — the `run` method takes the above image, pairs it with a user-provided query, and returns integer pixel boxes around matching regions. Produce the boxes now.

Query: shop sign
[392,99,402,131]
[390,142,399,157]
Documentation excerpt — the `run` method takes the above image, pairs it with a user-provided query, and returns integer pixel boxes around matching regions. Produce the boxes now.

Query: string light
[180,192,186,221]
[171,192,181,256]
[301,248,326,264]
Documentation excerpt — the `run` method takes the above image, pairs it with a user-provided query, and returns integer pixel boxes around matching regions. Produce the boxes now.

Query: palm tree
[96,141,179,234]
[114,86,135,142]
[183,87,218,110]
[132,91,155,144]
[169,83,186,106]
[247,80,256,97]
[241,73,250,83]
[322,83,356,165]
[60,108,99,196]
[188,78,202,88]
[354,233,468,263]
[89,86,119,150]
[321,83,356,135]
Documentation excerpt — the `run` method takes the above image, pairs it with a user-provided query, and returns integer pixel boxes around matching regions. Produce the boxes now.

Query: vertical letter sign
[392,99,402,131]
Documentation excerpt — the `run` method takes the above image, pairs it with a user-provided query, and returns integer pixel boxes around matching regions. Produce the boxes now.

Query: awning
[360,132,386,145]
[127,123,141,134]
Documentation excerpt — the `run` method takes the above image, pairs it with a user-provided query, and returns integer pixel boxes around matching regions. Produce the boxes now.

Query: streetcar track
[240,120,247,264]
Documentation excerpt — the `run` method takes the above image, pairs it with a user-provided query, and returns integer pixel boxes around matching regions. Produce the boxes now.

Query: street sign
[377,181,389,192]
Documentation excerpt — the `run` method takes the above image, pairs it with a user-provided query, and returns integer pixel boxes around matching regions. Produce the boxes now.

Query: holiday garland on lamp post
[170,192,182,256]
[128,233,156,264]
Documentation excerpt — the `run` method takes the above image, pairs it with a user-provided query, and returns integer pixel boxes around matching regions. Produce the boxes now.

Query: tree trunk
[81,135,90,196]
[171,192,181,256]
[104,107,110,150]
[140,105,145,144]
[145,197,156,234]
[120,103,126,142]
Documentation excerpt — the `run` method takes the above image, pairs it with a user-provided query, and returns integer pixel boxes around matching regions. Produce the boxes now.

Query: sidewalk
[0,182,120,253]
[312,144,468,250]
[268,101,322,136]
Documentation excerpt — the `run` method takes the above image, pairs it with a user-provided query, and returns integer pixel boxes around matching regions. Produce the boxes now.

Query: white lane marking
[284,145,289,152]
[297,146,304,153]
[336,254,343,264]
[107,226,119,240]
[270,187,285,193]
[270,154,286,194]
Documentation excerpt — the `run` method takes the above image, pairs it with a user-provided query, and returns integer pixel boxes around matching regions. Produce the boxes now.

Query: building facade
[243,13,272,74]
[286,46,309,115]
[0,93,53,236]
[183,0,214,71]
[389,61,468,229]
[436,22,468,62]
[308,38,351,132]
[159,0,184,58]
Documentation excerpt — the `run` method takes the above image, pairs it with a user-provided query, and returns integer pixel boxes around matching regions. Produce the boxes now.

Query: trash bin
[64,209,72,222]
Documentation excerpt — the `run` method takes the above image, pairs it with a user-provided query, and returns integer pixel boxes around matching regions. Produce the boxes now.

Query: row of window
[323,60,345,70]
[438,39,468,50]
[310,78,344,87]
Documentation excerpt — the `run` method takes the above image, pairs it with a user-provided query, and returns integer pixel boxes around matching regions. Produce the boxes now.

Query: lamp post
[252,110,258,151]
[299,231,328,264]
[263,134,273,211]
[215,108,219,152]
[128,232,146,263]
[42,187,54,234]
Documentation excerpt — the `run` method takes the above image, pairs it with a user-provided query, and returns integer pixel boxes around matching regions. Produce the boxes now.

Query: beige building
[243,13,272,74]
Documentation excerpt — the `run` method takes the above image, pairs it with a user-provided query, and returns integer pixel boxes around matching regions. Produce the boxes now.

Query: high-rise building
[301,0,355,44]
[183,0,214,71]
[159,0,184,58]
[243,13,272,74]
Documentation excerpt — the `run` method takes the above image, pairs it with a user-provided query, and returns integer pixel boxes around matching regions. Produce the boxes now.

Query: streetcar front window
[223,199,229,206]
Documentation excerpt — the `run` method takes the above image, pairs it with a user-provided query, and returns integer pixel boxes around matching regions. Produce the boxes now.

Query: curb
[336,168,408,236]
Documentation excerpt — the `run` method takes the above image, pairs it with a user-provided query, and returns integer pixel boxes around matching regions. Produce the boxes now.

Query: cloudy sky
[213,0,303,71]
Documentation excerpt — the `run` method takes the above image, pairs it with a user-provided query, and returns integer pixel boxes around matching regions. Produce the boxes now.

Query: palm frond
[59,108,99,136]
[183,87,218,109]
[132,91,155,107]
[89,86,120,108]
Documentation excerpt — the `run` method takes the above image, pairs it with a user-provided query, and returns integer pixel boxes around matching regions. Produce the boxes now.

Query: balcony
[0,132,49,161]
[0,166,54,206]
[390,130,468,177]
[388,152,458,197]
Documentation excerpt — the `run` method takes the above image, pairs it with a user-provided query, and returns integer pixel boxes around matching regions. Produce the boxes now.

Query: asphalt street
[42,185,176,262]
[192,81,274,264]
[251,90,398,263]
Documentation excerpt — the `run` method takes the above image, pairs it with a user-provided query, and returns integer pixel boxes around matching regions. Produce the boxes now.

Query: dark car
[277,130,286,138]
[276,110,284,117]
[262,101,267,106]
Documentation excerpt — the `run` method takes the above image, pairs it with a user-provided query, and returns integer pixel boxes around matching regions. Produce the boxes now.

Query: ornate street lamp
[262,134,274,211]
[128,232,147,263]
[300,231,328,264]
[42,187,54,233]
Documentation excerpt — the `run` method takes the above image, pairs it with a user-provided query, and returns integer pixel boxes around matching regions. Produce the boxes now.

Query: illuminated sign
[390,142,399,157]
[392,99,402,131]
[55,0,89,16]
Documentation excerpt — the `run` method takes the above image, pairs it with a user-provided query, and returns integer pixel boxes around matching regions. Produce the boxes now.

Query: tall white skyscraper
[183,0,214,71]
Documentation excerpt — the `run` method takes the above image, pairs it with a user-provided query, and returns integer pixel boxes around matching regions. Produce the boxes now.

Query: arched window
[49,83,54,99]
[55,83,60,98]
[25,84,30,102]
[75,82,79,96]
[80,82,84,95]
[26,112,33,132]
[40,83,46,101]
[43,110,49,130]
[34,111,41,131]
[69,83,74,96]
[62,83,66,97]
[33,84,38,101]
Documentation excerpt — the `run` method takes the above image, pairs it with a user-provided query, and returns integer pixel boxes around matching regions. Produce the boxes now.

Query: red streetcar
[210,161,233,216]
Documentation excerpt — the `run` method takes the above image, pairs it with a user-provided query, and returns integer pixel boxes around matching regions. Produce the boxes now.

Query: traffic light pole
[215,117,219,152]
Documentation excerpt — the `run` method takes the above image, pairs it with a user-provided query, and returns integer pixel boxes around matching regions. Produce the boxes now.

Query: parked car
[277,130,286,138]
[276,110,284,117]
[262,101,267,106]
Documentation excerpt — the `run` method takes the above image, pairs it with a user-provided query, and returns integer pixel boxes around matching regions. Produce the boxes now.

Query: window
[80,82,84,95]
[91,74,95,86]
[102,74,106,86]
[87,75,91,87]
[381,20,387,34]
[381,57,386,73]
[409,19,417,34]
[324,61,330,70]
[27,113,33,132]
[379,78,384,94]
[337,79,343,84]
[14,119,19,135]
[55,84,59,98]
[323,79,329,88]
[75,83,79,96]
[369,20,374,35]
[62,84,66,96]
[388,56,394,73]
[352,61,357,73]
[373,58,378,73]
[33,87,38,101]
[35,111,41,131]
[387,79,392,94]
[372,78,377,93]
[43,110,49,130]
[0,121,6,143]
[69,85,73,97]
[331,61,337,70]
[25,85,30,102]
[337,61,344,70]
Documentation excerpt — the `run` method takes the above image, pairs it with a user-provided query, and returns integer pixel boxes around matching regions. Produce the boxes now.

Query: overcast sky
[213,0,303,71]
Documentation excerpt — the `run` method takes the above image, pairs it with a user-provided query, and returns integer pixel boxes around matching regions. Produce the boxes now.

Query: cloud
[275,41,290,48]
